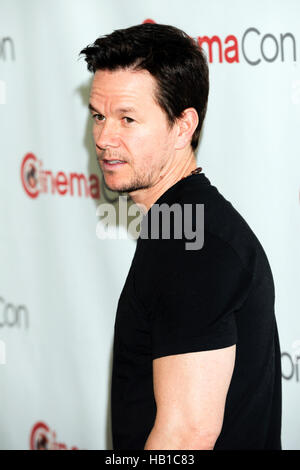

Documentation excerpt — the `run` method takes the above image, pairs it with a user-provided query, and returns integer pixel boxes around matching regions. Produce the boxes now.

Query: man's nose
[94,119,119,149]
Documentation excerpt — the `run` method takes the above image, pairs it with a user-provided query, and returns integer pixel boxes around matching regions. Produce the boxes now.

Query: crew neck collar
[148,171,208,211]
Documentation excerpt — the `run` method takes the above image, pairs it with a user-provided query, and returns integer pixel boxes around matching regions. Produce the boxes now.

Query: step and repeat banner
[0,0,299,450]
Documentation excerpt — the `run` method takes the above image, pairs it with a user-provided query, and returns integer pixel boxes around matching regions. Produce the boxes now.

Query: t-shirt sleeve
[150,231,253,360]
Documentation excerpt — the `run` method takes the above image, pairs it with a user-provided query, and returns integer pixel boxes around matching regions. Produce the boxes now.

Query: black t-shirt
[111,172,282,450]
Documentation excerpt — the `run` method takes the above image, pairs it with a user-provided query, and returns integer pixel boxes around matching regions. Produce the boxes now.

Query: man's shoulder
[141,174,261,256]
[176,174,269,266]
[135,173,275,297]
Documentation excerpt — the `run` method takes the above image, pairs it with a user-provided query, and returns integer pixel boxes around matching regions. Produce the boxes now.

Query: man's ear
[174,108,199,150]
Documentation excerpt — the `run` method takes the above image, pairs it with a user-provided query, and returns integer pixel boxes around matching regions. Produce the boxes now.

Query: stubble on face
[100,150,172,194]
[97,152,157,193]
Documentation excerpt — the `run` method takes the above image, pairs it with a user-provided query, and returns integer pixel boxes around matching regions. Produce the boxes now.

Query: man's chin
[103,180,131,193]
[107,185,145,194]
[103,177,150,194]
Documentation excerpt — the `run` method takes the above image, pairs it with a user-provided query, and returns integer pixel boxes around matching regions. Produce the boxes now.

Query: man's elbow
[146,420,221,450]
[181,425,220,450]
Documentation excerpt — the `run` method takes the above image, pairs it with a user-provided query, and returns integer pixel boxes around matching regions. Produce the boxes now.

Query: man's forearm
[144,424,217,450]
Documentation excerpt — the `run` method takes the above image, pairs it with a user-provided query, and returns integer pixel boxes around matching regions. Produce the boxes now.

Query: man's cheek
[92,127,99,143]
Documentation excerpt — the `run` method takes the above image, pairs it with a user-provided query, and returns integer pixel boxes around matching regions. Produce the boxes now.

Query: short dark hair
[80,23,209,151]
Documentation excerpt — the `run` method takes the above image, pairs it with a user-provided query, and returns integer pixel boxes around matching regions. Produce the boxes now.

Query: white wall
[0,0,299,450]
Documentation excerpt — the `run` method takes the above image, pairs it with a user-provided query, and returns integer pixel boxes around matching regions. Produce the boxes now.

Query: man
[80,23,282,450]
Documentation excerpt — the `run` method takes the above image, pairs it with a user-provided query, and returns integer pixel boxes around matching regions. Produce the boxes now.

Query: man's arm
[144,345,236,450]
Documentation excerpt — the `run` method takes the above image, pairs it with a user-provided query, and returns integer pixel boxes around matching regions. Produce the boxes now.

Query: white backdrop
[0,0,299,450]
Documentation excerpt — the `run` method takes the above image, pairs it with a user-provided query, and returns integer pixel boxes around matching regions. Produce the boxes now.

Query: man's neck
[129,150,197,213]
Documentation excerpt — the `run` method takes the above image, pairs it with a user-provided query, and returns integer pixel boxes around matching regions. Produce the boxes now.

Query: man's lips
[103,158,126,162]
[101,158,128,169]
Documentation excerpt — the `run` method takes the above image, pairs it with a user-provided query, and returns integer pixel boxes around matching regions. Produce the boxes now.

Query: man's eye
[92,114,105,121]
[123,117,134,124]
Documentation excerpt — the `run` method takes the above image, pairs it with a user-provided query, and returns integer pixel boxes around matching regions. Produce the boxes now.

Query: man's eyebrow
[88,103,98,113]
[88,103,137,114]
[116,107,137,114]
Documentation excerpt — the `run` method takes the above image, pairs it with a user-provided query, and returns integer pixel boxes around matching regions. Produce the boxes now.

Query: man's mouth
[102,159,127,169]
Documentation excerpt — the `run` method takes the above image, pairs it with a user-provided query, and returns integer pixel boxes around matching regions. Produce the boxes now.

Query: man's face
[89,68,177,193]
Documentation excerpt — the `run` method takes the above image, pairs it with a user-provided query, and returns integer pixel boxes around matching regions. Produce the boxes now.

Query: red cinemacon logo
[143,19,297,65]
[30,421,79,450]
[21,152,100,199]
